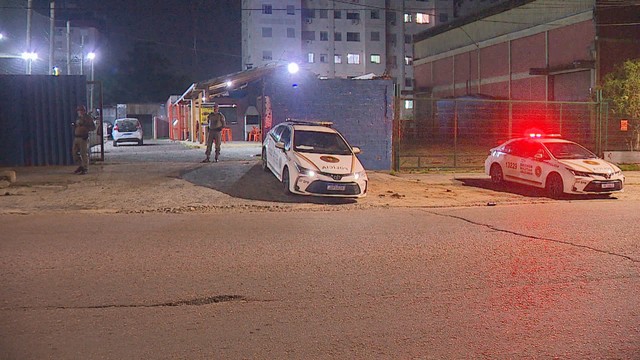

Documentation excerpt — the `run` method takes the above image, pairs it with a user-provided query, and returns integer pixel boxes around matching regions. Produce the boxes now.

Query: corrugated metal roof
[173,64,285,104]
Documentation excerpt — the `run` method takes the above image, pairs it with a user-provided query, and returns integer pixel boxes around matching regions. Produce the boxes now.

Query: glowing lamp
[287,62,299,74]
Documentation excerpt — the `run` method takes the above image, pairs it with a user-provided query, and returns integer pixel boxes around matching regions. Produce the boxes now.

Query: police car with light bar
[262,120,368,198]
[485,134,625,198]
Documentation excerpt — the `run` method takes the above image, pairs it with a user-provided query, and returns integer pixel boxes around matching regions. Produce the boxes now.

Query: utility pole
[49,1,55,75]
[66,21,71,74]
[26,0,33,74]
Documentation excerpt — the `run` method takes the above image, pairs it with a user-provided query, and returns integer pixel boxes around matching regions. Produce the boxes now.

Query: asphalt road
[1,203,639,359]
[1,139,639,359]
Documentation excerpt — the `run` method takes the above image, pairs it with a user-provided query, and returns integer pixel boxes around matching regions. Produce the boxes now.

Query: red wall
[414,20,597,101]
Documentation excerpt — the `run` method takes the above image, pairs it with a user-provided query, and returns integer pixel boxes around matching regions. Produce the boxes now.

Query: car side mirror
[352,146,361,154]
[275,142,285,150]
[534,153,545,161]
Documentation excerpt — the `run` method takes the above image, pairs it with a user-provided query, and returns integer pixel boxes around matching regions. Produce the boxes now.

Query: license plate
[601,183,615,189]
[124,132,133,135]
[327,184,346,191]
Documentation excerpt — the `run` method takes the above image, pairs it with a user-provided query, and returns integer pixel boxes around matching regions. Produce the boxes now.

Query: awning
[173,64,286,105]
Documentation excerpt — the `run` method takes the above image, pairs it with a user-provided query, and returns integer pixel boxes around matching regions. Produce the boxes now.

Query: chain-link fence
[394,95,614,171]
[88,80,105,163]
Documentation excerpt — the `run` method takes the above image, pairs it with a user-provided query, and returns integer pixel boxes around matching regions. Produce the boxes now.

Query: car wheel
[546,173,564,199]
[489,163,504,185]
[262,148,269,172]
[113,140,118,147]
[282,166,291,195]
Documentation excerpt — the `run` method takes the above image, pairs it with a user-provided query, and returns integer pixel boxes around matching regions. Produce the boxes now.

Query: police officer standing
[202,103,226,163]
[72,105,95,174]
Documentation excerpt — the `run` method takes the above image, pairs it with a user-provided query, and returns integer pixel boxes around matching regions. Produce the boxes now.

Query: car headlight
[294,163,316,177]
[354,170,367,180]
[568,169,592,177]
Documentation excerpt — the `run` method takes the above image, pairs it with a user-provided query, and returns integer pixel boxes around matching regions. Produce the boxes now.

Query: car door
[516,141,545,186]
[266,124,284,172]
[501,140,523,180]
[276,126,292,176]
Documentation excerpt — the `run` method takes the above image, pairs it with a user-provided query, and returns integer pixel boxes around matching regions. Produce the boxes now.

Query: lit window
[335,54,342,64]
[347,53,360,64]
[416,13,430,24]
[404,100,413,109]
[404,56,413,65]
[262,4,272,14]
[307,53,315,63]
[370,54,381,64]
[404,13,412,23]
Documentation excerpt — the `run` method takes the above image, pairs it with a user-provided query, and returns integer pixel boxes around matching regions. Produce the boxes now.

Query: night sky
[34,0,242,83]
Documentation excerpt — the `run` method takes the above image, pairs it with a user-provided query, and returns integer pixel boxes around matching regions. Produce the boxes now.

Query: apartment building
[241,0,453,98]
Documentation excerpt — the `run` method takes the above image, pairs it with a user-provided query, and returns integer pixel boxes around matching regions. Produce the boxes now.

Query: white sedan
[262,120,368,198]
[485,135,625,198]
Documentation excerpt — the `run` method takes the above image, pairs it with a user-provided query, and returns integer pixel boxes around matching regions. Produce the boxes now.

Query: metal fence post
[453,101,458,169]
[393,95,400,172]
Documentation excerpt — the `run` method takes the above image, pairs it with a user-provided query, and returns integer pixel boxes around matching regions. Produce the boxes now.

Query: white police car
[485,134,625,198]
[262,120,368,198]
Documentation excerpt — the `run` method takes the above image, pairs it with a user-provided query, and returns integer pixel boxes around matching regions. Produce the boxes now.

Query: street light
[21,52,38,74]
[287,62,299,74]
[87,52,96,111]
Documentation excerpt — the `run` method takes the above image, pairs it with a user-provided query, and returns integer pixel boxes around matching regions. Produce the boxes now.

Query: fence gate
[88,80,105,163]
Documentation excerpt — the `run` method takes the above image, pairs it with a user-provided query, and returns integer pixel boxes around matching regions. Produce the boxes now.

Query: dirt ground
[1,141,638,215]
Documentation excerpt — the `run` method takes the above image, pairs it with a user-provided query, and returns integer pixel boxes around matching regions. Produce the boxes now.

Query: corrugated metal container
[0,75,87,166]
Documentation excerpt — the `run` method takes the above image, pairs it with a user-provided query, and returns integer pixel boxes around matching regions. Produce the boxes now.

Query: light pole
[87,52,96,111]
[21,52,38,74]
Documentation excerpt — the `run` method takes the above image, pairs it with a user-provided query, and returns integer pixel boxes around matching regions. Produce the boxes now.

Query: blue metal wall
[0,75,87,166]
[265,72,393,171]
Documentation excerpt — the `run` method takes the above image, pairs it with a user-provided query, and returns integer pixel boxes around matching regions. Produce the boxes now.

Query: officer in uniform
[202,103,226,163]
[72,105,95,174]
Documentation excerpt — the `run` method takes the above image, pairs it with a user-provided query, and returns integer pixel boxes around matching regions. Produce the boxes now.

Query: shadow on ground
[457,178,616,201]
[182,161,357,204]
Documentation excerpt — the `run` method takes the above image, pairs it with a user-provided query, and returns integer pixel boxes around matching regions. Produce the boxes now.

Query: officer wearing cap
[202,103,226,163]
[72,105,95,174]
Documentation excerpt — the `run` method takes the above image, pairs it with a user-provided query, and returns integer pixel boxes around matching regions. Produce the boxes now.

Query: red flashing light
[529,133,542,138]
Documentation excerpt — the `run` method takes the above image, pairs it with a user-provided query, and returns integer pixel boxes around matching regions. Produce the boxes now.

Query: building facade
[241,0,454,97]
[412,0,640,102]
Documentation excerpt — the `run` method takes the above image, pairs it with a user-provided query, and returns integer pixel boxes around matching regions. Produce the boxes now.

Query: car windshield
[544,142,597,159]
[293,130,352,155]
